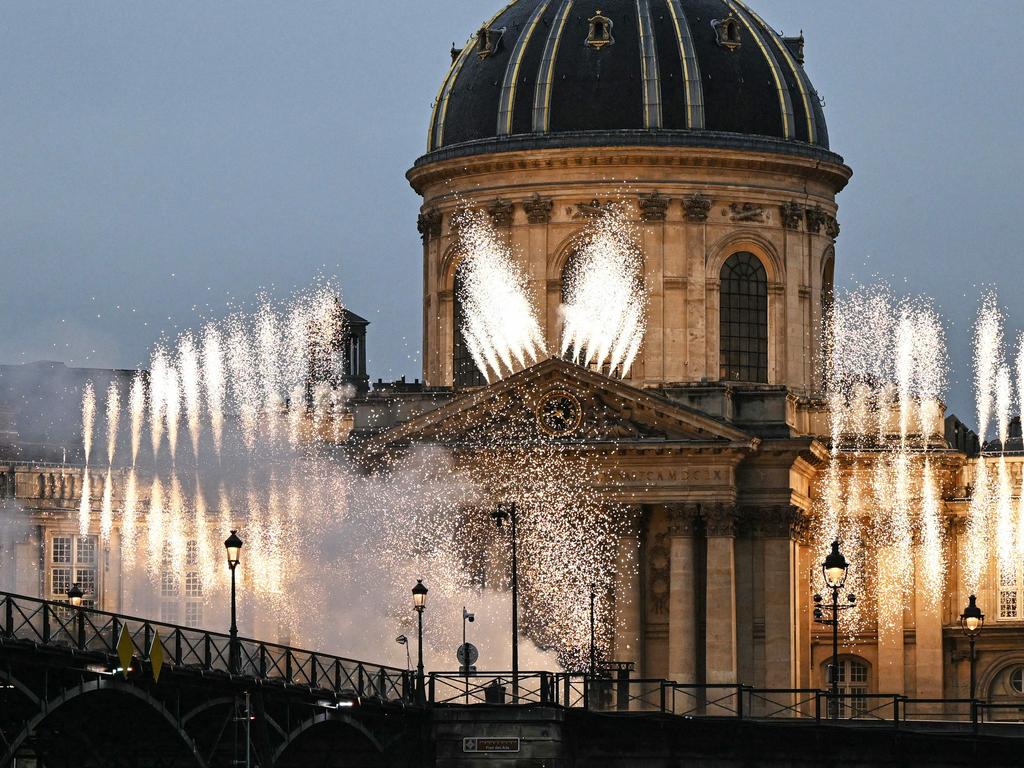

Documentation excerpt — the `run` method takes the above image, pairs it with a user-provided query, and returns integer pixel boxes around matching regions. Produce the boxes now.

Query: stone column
[913,548,943,708]
[760,506,802,691]
[702,504,738,686]
[614,505,644,677]
[668,504,700,684]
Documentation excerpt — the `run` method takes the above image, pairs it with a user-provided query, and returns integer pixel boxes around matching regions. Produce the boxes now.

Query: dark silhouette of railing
[0,591,412,703]
[427,672,1024,734]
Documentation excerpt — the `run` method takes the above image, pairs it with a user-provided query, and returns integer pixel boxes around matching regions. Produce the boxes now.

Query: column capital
[667,503,701,536]
[747,505,809,539]
[701,502,737,537]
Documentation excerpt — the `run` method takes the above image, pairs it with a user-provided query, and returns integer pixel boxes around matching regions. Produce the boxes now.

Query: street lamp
[67,582,85,649]
[589,584,598,678]
[462,607,475,704]
[224,530,243,674]
[412,579,428,705]
[395,635,411,672]
[66,582,84,608]
[960,594,985,701]
[813,540,856,719]
[491,503,519,701]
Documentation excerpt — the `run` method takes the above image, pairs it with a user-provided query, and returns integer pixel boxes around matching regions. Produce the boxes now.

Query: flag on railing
[116,625,134,677]
[150,632,165,684]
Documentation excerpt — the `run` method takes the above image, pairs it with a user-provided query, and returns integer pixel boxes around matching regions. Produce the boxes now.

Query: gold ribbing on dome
[429,2,515,151]
[665,0,704,129]
[497,0,552,136]
[723,0,795,140]
[532,0,574,134]
[636,0,663,129]
[735,0,817,144]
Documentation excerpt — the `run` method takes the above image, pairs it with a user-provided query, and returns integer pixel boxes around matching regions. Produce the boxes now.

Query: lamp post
[589,584,597,679]
[67,583,84,608]
[813,540,855,719]
[224,530,243,674]
[396,635,411,671]
[67,582,85,649]
[412,579,428,705]
[491,503,519,701]
[960,594,985,701]
[462,607,475,704]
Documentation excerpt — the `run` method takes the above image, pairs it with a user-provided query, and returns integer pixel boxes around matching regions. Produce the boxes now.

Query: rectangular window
[185,601,203,628]
[53,536,72,564]
[185,540,199,567]
[160,600,179,624]
[1000,589,1018,619]
[161,571,179,598]
[185,572,202,598]
[76,536,96,565]
[51,567,71,597]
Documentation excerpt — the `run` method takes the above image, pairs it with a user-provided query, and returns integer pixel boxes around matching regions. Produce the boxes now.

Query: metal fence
[426,671,1024,733]
[0,590,411,703]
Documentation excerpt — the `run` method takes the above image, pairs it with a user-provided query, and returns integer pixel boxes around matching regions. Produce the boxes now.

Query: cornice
[408,137,852,195]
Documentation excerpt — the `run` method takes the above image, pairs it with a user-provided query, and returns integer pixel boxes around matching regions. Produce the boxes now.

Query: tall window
[999,563,1023,620]
[50,534,98,608]
[453,260,486,389]
[825,657,869,718]
[719,252,768,383]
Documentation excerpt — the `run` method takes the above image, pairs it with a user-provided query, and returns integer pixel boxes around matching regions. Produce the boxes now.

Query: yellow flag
[116,625,134,676]
[150,631,166,684]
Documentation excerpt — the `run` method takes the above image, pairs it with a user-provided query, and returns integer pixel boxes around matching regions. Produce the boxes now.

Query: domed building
[388,0,1005,708]
[409,0,849,393]
[396,0,855,695]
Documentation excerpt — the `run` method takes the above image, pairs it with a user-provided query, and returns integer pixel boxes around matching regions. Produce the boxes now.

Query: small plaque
[463,737,520,753]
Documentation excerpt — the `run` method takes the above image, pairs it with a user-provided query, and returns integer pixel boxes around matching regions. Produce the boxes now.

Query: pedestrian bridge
[2,590,1023,767]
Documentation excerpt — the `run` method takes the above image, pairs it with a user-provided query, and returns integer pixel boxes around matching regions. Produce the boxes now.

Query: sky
[2,1,1023,421]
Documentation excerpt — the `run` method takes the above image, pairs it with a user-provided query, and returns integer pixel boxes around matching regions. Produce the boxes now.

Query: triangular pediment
[365,358,758,452]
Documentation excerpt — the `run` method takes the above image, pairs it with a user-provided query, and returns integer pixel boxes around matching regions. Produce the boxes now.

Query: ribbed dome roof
[424,0,832,160]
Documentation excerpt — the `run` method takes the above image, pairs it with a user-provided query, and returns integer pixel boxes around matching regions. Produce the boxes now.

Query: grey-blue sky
[2,1,1022,421]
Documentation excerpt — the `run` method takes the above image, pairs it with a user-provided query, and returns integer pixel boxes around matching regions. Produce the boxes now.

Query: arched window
[823,656,870,718]
[453,260,486,389]
[719,252,768,383]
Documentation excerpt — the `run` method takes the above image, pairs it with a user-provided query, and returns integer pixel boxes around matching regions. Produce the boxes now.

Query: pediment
[366,358,757,453]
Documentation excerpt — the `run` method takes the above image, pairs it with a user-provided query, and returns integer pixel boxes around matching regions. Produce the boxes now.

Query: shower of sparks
[817,287,948,635]
[164,364,181,463]
[560,205,647,378]
[129,372,145,467]
[149,350,167,462]
[82,382,96,465]
[75,281,631,667]
[179,333,203,461]
[453,209,546,383]
[78,471,91,536]
[203,326,226,457]
[105,381,120,466]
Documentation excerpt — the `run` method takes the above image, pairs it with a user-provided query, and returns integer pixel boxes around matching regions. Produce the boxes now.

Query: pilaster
[614,505,644,677]
[702,503,737,685]
[668,504,700,684]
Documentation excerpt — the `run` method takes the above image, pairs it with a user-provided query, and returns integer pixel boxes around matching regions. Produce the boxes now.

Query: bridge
[2,591,1024,767]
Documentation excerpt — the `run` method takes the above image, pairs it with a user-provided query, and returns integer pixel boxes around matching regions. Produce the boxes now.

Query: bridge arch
[3,679,206,768]
[273,710,386,767]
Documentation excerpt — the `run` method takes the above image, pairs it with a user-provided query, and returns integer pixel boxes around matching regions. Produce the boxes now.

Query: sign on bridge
[463,737,520,753]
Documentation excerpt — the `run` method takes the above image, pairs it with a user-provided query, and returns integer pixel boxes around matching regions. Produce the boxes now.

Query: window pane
[1000,590,1018,619]
[185,601,203,629]
[52,567,71,596]
[76,536,97,566]
[53,537,72,564]
[76,568,97,600]
[719,253,768,383]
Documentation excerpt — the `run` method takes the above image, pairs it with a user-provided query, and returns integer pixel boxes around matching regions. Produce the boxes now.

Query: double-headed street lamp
[491,503,519,701]
[813,540,856,719]
[224,530,243,674]
[960,594,985,701]
[412,579,428,705]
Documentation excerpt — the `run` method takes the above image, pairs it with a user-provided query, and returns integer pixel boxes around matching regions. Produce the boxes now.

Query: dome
[423,0,832,162]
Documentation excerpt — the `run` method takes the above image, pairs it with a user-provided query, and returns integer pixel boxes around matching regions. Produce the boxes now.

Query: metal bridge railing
[0,590,412,703]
